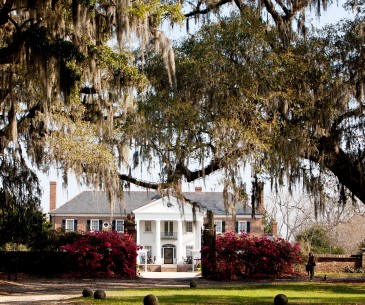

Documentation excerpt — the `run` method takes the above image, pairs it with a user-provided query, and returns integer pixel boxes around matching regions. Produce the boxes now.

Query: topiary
[189,279,198,288]
[274,293,288,305]
[82,287,93,297]
[143,294,159,305]
[94,289,106,299]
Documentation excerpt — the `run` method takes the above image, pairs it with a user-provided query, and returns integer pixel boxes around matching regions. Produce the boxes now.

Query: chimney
[271,220,278,238]
[49,181,57,211]
[195,186,202,192]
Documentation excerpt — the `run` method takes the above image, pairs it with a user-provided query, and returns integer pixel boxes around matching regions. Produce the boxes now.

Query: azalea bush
[202,232,301,280]
[60,231,139,277]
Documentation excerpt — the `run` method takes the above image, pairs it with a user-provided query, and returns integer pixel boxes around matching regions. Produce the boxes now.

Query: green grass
[70,281,365,304]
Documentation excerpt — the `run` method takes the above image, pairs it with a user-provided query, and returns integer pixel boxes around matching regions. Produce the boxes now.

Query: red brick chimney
[195,186,202,192]
[271,220,278,238]
[49,181,57,211]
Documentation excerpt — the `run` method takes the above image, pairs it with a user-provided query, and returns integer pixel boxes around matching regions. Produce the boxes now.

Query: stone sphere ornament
[82,287,93,297]
[274,293,288,305]
[143,294,159,305]
[94,289,106,300]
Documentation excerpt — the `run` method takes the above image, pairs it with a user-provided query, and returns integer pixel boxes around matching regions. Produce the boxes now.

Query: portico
[133,196,205,265]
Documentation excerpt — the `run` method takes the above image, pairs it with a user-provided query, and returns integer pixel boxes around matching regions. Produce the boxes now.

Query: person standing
[307,252,316,281]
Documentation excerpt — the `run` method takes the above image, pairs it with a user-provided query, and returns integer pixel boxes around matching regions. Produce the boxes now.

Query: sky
[40,0,354,214]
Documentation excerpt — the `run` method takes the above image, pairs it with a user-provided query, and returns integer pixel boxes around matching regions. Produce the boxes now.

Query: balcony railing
[161,231,177,239]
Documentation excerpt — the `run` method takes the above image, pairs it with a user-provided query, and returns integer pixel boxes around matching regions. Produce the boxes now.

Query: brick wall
[315,254,362,273]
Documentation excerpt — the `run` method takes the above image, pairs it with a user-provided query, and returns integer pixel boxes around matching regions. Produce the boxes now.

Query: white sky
[39,1,354,214]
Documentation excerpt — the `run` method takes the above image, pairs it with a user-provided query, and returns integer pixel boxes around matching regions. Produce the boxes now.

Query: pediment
[133,196,205,220]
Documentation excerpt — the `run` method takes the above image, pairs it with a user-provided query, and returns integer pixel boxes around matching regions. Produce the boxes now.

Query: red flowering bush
[202,231,301,280]
[60,231,140,278]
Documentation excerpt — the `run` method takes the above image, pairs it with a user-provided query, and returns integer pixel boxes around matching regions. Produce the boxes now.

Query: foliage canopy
[0,0,364,215]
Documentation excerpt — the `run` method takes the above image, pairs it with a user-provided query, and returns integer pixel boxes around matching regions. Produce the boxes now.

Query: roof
[50,191,256,216]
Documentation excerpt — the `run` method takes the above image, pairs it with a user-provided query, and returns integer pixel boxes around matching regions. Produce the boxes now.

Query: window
[237,221,247,234]
[145,221,152,232]
[164,221,173,233]
[185,221,193,233]
[186,246,193,258]
[214,220,222,233]
[144,246,152,259]
[115,220,124,232]
[91,219,100,231]
[65,219,74,232]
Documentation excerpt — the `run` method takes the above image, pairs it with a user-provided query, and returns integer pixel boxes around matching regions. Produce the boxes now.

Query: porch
[138,263,199,272]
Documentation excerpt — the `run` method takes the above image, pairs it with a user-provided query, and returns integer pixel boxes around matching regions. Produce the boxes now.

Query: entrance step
[161,264,177,272]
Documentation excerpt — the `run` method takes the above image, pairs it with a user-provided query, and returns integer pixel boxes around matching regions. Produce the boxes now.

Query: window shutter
[235,221,238,233]
[247,222,250,233]
[74,220,78,231]
[112,220,116,231]
[222,221,226,233]
[87,220,90,231]
[99,220,103,231]
[61,219,65,230]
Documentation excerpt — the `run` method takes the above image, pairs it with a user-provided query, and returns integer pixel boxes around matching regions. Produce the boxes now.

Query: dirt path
[0,273,200,304]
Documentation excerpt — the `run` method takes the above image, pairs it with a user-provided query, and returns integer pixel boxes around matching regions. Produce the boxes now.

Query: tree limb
[185,0,233,18]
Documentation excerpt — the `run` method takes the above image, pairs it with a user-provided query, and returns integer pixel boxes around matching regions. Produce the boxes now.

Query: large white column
[136,220,140,246]
[195,220,203,258]
[135,220,141,265]
[177,219,183,263]
[155,220,162,264]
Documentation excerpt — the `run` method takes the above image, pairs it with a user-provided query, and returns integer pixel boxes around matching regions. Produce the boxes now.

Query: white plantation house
[133,195,205,265]
[49,182,270,271]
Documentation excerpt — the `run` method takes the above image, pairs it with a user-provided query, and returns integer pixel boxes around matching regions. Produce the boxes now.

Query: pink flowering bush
[202,231,301,280]
[60,231,140,278]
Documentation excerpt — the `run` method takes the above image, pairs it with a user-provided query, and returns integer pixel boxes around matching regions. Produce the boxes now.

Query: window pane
[186,221,193,233]
[214,221,222,233]
[145,221,152,232]
[91,219,99,231]
[238,221,247,233]
[186,246,193,257]
[65,219,74,232]
[144,246,152,258]
[116,220,124,232]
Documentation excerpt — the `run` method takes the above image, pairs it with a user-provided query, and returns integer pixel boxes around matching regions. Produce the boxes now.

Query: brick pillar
[49,181,57,211]
[271,220,278,238]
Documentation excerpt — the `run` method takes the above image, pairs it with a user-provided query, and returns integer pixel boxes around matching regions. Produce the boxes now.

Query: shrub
[344,266,364,273]
[202,232,301,280]
[189,279,198,288]
[60,231,140,277]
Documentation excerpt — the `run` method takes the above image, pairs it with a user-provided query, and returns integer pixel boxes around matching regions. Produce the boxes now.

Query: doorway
[163,247,174,264]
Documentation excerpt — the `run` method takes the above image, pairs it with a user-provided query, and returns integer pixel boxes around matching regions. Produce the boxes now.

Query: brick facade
[51,214,265,237]
[51,215,127,232]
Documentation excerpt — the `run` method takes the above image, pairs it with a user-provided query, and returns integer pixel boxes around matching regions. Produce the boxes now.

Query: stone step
[161,264,177,272]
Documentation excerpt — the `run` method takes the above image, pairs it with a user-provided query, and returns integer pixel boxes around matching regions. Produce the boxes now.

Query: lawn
[69,281,365,304]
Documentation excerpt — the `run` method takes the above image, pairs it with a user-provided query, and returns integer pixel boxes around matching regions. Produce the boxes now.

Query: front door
[164,247,174,264]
